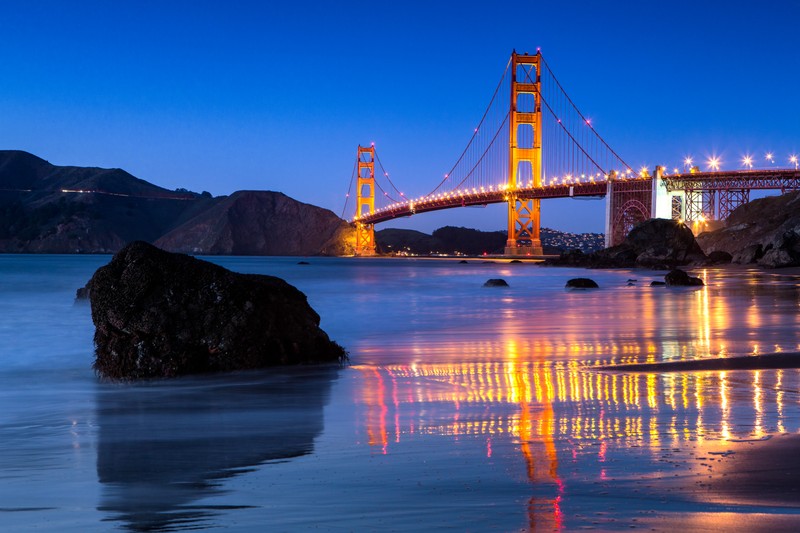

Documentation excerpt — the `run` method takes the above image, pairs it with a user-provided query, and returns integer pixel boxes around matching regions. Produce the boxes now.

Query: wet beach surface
[1,256,800,530]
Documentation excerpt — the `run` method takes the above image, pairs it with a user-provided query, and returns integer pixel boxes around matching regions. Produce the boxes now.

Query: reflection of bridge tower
[355,145,377,256]
[505,52,543,256]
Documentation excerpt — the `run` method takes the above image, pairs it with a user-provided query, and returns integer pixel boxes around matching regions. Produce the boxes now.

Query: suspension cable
[448,112,509,191]
[539,54,633,172]
[340,156,358,219]
[427,56,513,196]
[373,147,406,199]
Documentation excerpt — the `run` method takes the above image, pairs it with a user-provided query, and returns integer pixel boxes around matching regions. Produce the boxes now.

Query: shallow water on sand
[2,255,800,531]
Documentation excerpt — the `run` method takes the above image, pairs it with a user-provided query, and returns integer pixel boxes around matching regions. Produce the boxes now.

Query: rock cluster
[697,190,800,268]
[546,219,707,269]
[664,269,704,286]
[88,241,346,380]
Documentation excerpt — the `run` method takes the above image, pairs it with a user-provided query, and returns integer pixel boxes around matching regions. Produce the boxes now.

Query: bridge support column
[504,51,543,256]
[354,145,377,256]
[652,166,685,221]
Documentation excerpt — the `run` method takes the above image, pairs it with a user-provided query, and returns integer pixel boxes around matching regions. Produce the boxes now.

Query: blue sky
[2,1,798,233]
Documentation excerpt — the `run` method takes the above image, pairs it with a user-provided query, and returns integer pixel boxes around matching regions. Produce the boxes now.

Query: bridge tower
[505,51,544,256]
[355,145,377,256]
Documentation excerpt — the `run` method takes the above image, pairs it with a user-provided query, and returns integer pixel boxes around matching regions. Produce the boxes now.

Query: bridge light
[683,157,693,171]
[742,155,753,169]
[766,152,775,163]
[791,155,798,169]
[707,156,720,171]
[673,168,679,174]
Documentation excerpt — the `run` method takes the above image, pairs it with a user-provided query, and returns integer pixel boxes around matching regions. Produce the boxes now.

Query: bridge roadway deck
[356,169,800,226]
[357,182,609,225]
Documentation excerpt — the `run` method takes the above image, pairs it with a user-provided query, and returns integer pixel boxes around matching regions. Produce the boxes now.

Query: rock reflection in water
[96,366,338,531]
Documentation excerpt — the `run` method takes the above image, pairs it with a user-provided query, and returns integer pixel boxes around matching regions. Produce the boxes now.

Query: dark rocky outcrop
[650,281,666,286]
[566,278,599,289]
[665,268,704,287]
[483,278,509,287]
[697,190,800,268]
[546,219,707,269]
[88,241,346,380]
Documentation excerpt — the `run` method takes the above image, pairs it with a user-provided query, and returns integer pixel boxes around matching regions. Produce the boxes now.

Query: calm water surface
[2,255,800,531]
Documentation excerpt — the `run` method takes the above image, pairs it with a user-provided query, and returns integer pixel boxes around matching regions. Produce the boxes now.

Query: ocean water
[2,255,800,531]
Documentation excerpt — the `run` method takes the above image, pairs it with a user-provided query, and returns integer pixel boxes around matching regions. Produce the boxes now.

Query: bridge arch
[611,199,649,246]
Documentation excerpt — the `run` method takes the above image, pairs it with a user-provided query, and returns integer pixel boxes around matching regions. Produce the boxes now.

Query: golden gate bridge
[342,50,800,256]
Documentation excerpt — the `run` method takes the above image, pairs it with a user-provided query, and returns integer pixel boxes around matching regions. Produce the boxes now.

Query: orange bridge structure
[342,51,800,256]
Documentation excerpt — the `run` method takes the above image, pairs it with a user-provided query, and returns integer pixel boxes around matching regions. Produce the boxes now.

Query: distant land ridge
[0,150,354,255]
[376,226,604,256]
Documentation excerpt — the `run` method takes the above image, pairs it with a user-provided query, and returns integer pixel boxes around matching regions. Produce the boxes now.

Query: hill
[697,190,800,268]
[155,191,353,255]
[376,226,604,256]
[0,150,354,255]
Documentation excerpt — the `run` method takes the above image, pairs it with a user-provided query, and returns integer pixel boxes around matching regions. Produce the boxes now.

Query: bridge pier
[505,196,543,255]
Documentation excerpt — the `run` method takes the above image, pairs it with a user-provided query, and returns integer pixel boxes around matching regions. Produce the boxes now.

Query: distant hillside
[155,191,354,255]
[376,225,604,256]
[0,150,354,255]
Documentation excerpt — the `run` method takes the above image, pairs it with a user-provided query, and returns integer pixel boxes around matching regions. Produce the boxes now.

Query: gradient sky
[2,1,799,233]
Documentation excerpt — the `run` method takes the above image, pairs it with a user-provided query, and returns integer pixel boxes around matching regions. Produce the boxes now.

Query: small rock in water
[88,241,346,380]
[483,278,509,287]
[458,260,469,264]
[75,285,91,301]
[566,278,599,289]
[297,261,310,265]
[509,259,523,264]
[665,269,704,287]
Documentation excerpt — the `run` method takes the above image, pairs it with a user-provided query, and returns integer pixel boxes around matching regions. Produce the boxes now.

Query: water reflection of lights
[356,362,796,449]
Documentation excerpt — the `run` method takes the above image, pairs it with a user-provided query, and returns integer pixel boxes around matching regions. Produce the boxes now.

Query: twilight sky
[2,0,799,233]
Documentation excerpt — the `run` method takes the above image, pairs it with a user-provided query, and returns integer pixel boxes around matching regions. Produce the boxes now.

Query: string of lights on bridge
[350,148,800,223]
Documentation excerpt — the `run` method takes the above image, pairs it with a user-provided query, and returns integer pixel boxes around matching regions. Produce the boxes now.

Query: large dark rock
[545,219,707,269]
[664,268,704,286]
[617,218,707,268]
[697,190,800,268]
[483,278,509,287]
[566,278,599,288]
[88,241,346,380]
